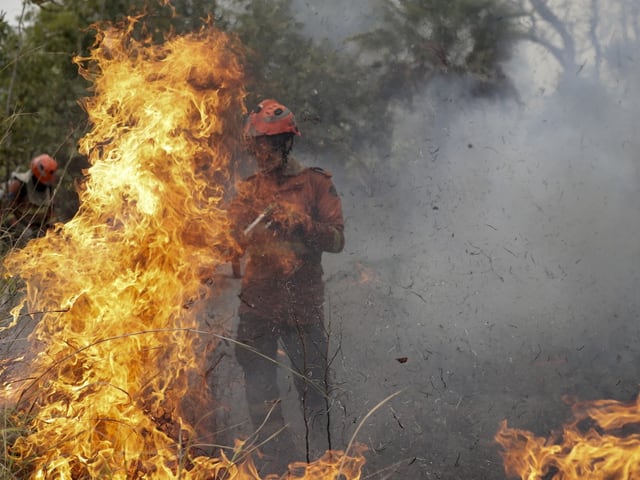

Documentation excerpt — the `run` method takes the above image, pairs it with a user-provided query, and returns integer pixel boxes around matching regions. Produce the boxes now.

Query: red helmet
[30,154,58,185]
[244,99,301,137]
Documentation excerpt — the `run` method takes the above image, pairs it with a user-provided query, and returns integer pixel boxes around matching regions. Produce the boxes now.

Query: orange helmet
[244,99,301,137]
[30,154,58,185]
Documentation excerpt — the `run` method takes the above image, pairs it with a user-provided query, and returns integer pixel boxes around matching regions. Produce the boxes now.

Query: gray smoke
[207,2,640,478]
[312,4,640,479]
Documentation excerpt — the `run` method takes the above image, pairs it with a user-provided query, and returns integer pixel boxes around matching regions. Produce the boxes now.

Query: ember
[0,17,365,480]
[496,393,640,479]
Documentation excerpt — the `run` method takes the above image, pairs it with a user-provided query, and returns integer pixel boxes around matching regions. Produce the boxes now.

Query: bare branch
[588,0,602,79]
[529,0,576,68]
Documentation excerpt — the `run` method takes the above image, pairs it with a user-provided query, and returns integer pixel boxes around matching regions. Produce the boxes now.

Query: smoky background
[2,0,638,478]
[278,1,640,478]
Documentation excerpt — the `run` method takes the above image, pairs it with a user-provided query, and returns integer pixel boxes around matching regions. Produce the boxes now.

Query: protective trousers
[235,312,331,466]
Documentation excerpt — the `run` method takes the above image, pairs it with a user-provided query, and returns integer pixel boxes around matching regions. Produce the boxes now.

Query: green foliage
[0,0,224,220]
[0,17,27,181]
[0,0,525,212]
[351,0,525,100]
[228,0,393,177]
[1,3,94,214]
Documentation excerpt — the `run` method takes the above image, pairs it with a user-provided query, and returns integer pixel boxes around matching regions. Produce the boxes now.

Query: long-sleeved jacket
[0,171,55,236]
[228,156,345,325]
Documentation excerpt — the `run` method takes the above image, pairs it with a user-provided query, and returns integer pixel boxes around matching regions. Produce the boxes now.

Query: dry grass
[0,406,31,479]
[0,228,29,478]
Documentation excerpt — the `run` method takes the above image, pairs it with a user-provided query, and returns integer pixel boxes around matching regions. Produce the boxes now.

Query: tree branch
[529,0,576,68]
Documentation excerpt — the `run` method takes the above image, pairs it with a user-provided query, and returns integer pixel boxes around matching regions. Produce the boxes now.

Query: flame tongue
[496,395,640,479]
[1,18,367,480]
[2,21,245,478]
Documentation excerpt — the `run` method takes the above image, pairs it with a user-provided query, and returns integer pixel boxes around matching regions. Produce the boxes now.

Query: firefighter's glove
[272,208,312,238]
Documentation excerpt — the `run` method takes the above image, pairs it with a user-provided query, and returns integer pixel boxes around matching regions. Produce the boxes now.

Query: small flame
[355,263,377,284]
[1,17,365,479]
[496,393,640,479]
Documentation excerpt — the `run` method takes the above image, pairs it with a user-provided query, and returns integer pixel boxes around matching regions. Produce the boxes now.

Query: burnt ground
[201,141,640,479]
[204,79,640,476]
[202,234,639,479]
[1,161,639,480]
[2,97,640,480]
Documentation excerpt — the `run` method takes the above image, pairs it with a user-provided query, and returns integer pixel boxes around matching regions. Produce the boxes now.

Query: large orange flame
[0,18,365,479]
[496,393,640,479]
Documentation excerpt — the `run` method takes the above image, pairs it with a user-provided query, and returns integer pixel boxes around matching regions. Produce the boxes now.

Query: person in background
[227,98,345,473]
[0,153,58,244]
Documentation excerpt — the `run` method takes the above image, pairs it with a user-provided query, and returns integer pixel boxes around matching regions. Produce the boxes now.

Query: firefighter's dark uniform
[0,171,55,244]
[228,156,345,464]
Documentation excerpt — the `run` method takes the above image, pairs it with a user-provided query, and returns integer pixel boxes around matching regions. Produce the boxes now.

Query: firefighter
[0,154,58,245]
[227,99,345,471]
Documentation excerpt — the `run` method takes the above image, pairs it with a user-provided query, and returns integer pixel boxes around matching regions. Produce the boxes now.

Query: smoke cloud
[304,3,640,478]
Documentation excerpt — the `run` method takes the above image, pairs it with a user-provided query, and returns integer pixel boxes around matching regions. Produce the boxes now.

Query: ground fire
[0,17,365,479]
[496,393,640,479]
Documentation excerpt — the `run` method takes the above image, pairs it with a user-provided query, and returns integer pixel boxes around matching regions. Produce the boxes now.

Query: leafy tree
[0,0,527,211]
[226,0,396,187]
[0,0,225,220]
[350,0,525,101]
[0,0,225,163]
[0,14,21,178]
[225,0,526,192]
